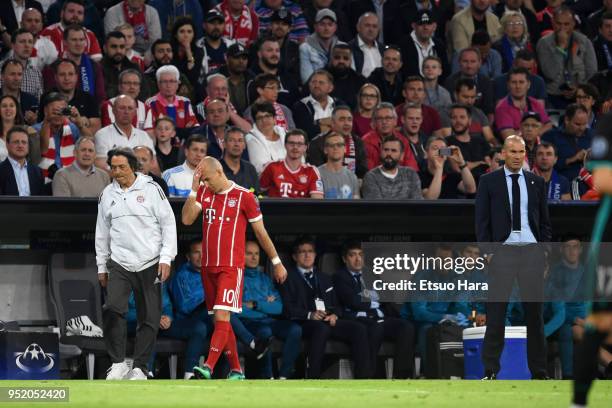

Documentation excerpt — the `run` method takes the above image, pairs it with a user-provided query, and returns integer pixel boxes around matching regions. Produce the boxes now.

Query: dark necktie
[353,273,362,291]
[304,271,315,288]
[510,174,521,231]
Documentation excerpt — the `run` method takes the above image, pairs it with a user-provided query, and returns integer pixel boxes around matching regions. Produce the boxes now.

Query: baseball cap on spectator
[205,10,225,23]
[414,10,435,25]
[315,9,337,23]
[271,7,293,25]
[521,111,542,123]
[227,43,248,58]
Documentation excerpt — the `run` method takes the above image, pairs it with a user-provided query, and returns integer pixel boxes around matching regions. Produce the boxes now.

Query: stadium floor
[1,380,611,407]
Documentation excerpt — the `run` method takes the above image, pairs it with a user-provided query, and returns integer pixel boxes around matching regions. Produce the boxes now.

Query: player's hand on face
[98,273,108,287]
[158,263,171,282]
[273,263,287,284]
[192,163,203,192]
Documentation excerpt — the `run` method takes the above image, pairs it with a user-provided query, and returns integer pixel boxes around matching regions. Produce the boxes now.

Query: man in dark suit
[0,0,44,48]
[0,126,45,196]
[277,236,370,379]
[347,0,405,45]
[475,135,552,380]
[333,241,415,378]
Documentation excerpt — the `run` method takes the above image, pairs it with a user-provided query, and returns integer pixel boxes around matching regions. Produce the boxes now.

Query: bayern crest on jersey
[228,198,237,207]
[299,175,308,184]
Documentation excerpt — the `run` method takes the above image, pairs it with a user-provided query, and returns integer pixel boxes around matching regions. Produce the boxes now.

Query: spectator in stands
[444,79,496,145]
[0,95,37,164]
[277,236,370,379]
[147,0,204,40]
[95,94,155,171]
[197,74,251,132]
[536,6,598,109]
[260,129,324,198]
[115,24,145,72]
[197,10,234,77]
[52,137,109,197]
[0,126,45,196]
[492,0,540,41]
[20,8,58,71]
[492,12,534,74]
[399,10,449,80]
[217,43,255,116]
[100,31,140,99]
[293,69,340,141]
[396,76,443,138]
[448,0,502,54]
[51,59,99,136]
[221,127,259,193]
[348,12,383,79]
[327,44,366,111]
[163,134,207,197]
[492,49,547,105]
[317,131,360,199]
[533,142,571,201]
[542,103,594,181]
[420,136,476,199]
[143,39,194,101]
[352,83,380,138]
[41,0,103,61]
[348,0,405,45]
[145,65,198,140]
[133,145,168,195]
[245,101,287,174]
[307,105,368,179]
[214,0,259,47]
[451,30,502,81]
[265,8,300,86]
[153,117,179,172]
[103,0,162,56]
[0,1,43,45]
[249,36,300,108]
[362,136,423,200]
[303,0,351,42]
[239,240,302,379]
[244,73,295,131]
[0,29,43,100]
[495,67,552,140]
[0,60,38,123]
[585,0,612,39]
[485,146,503,173]
[447,104,490,181]
[299,9,339,84]
[170,17,205,99]
[422,56,452,112]
[334,240,415,378]
[398,103,427,170]
[192,98,233,160]
[255,0,310,44]
[46,0,105,44]
[34,92,82,180]
[444,47,495,119]
[574,83,600,130]
[362,102,417,171]
[101,69,151,131]
[520,111,543,170]
[367,45,404,106]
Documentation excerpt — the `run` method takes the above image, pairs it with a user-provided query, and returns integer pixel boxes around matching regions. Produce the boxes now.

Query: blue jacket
[409,301,471,324]
[127,283,173,325]
[241,267,283,320]
[168,262,205,319]
[542,127,594,181]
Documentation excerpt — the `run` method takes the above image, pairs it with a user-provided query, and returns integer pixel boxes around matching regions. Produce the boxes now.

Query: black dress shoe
[532,373,552,380]
[482,371,497,380]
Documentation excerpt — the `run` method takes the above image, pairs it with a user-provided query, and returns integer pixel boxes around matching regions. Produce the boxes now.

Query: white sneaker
[106,362,130,380]
[184,372,194,380]
[126,367,148,380]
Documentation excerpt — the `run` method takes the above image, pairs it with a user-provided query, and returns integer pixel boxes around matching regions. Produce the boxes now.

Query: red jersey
[40,23,102,60]
[259,160,323,198]
[196,182,262,267]
[145,93,199,129]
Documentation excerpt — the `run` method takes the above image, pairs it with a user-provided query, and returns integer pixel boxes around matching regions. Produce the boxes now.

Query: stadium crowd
[0,0,611,380]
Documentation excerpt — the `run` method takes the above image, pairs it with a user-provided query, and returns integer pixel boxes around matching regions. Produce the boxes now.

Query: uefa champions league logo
[13,343,56,373]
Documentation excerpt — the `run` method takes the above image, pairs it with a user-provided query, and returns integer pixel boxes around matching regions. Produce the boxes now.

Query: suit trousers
[482,245,547,377]
[300,319,370,379]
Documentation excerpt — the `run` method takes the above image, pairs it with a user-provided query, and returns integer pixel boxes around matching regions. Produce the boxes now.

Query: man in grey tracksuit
[95,147,177,380]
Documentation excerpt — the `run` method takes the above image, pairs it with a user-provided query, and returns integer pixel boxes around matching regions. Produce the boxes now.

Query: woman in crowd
[574,83,601,130]
[0,95,39,164]
[170,17,204,99]
[245,102,287,174]
[352,83,380,138]
[493,13,534,74]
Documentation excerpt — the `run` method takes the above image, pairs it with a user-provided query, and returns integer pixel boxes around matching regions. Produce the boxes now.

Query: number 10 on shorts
[222,289,236,304]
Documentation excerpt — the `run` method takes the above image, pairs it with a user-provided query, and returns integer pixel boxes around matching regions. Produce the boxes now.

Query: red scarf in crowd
[218,1,255,46]
[272,102,288,130]
[39,120,76,181]
[123,0,149,40]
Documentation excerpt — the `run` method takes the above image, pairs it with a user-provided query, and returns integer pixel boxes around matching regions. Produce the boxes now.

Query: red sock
[205,320,231,371]
[224,328,242,372]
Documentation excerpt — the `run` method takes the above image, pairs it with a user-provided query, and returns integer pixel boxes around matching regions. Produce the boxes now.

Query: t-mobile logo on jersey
[205,208,216,224]
[279,182,292,197]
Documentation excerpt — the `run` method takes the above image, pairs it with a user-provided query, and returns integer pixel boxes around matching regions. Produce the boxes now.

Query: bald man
[182,156,286,380]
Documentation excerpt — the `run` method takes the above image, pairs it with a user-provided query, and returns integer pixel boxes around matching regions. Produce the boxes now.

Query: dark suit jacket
[333,268,375,319]
[398,35,450,82]
[348,0,405,45]
[0,158,45,196]
[0,1,43,43]
[291,96,344,141]
[348,37,385,77]
[475,168,551,243]
[278,267,341,321]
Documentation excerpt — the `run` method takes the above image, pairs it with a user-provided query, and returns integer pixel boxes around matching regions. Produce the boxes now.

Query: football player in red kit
[182,156,287,380]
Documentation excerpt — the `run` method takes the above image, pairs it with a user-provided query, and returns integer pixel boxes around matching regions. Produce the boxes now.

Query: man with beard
[41,0,103,61]
[215,43,255,116]
[361,136,423,199]
[143,39,193,101]
[328,44,366,111]
[197,10,234,77]
[446,104,490,181]
[264,8,300,86]
[448,0,502,54]
[20,8,58,71]
[533,142,571,201]
[367,46,404,106]
[255,0,310,44]
[299,9,339,84]
[248,36,300,109]
[100,31,140,99]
